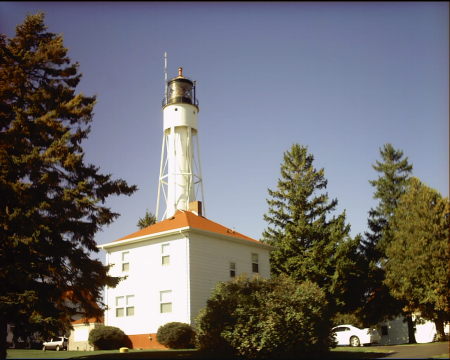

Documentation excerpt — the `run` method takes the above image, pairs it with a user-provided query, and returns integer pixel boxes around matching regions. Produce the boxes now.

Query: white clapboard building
[98,206,271,348]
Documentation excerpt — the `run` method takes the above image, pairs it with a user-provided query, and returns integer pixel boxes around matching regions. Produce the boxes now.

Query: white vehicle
[332,325,380,347]
[42,336,68,351]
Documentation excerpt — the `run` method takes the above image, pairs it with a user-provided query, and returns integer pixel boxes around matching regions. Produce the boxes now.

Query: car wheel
[350,336,360,347]
[56,345,60,351]
[42,345,46,351]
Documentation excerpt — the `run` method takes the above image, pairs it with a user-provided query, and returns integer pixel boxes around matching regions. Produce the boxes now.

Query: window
[381,325,388,336]
[115,295,134,317]
[229,262,236,278]
[160,290,172,313]
[252,253,259,273]
[126,295,135,316]
[115,296,124,317]
[121,251,129,272]
[161,244,170,266]
[334,327,349,332]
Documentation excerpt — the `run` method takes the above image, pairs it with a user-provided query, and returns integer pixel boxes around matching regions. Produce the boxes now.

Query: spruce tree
[137,209,156,229]
[361,144,413,334]
[365,144,413,255]
[262,144,365,316]
[0,13,136,357]
[386,178,449,340]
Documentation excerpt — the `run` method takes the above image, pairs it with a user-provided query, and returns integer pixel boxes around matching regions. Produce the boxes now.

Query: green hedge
[156,322,196,349]
[88,325,131,350]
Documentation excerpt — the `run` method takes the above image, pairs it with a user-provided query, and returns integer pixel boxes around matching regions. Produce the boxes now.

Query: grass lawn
[7,347,393,360]
[7,349,126,359]
[7,342,448,359]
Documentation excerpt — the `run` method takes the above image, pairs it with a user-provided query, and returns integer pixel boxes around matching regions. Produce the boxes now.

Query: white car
[42,336,68,351]
[332,325,380,347]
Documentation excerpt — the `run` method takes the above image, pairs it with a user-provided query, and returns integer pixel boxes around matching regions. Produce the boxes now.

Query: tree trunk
[406,314,416,344]
[0,316,7,360]
[434,316,445,341]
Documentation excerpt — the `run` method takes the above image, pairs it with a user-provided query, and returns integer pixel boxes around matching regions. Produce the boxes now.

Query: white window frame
[121,251,130,272]
[251,253,259,273]
[115,295,134,317]
[116,296,124,317]
[125,295,135,316]
[161,243,170,266]
[229,261,236,278]
[160,290,172,313]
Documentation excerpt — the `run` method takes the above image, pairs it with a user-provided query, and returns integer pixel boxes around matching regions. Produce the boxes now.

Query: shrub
[157,322,196,349]
[196,275,333,359]
[88,325,130,350]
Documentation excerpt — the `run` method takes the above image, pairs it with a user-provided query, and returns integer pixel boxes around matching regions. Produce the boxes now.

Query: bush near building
[88,325,131,350]
[196,275,333,359]
[157,322,196,349]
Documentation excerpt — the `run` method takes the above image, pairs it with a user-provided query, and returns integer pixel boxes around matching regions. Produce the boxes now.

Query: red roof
[71,317,103,325]
[114,210,261,244]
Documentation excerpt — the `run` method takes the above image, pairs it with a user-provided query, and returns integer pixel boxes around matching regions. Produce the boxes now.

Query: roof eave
[97,226,273,251]
[97,226,190,250]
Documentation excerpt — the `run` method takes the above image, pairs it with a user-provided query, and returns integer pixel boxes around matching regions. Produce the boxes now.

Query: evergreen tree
[386,178,449,340]
[0,13,137,358]
[365,144,413,255]
[262,144,366,316]
[137,209,156,229]
[361,144,413,334]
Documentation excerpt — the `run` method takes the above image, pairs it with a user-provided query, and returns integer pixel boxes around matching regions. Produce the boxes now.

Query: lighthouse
[93,66,272,351]
[156,67,204,220]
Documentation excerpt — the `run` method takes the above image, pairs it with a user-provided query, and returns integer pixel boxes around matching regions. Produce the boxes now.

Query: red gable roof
[114,210,261,244]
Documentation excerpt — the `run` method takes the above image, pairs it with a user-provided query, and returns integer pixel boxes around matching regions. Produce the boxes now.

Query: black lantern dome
[163,67,198,109]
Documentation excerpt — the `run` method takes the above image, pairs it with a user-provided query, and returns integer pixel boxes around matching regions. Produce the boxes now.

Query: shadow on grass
[69,349,393,360]
[70,350,210,360]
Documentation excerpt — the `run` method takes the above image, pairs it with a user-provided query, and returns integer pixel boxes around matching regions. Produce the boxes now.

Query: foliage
[0,13,136,358]
[156,322,196,349]
[261,144,366,316]
[196,275,333,359]
[385,177,450,338]
[88,325,131,350]
[137,209,156,229]
[331,313,364,329]
[360,144,412,326]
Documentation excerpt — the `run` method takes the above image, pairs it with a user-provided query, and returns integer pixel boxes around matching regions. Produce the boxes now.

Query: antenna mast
[164,52,168,101]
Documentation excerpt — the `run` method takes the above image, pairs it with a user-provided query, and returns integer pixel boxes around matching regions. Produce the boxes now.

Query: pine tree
[0,13,137,357]
[361,144,413,333]
[137,209,156,229]
[386,178,449,340]
[262,144,366,315]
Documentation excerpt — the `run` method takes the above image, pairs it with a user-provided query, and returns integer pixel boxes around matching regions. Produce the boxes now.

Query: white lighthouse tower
[156,67,204,220]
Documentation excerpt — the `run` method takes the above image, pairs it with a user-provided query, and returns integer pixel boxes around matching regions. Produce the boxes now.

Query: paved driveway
[373,342,449,359]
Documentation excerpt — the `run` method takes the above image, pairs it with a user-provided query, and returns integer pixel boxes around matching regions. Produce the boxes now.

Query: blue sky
[1,2,448,255]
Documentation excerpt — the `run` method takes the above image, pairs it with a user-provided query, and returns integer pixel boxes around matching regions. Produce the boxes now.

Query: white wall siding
[68,323,100,351]
[378,315,443,345]
[104,233,191,334]
[188,232,271,324]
